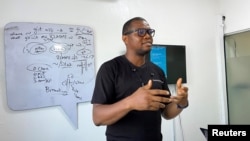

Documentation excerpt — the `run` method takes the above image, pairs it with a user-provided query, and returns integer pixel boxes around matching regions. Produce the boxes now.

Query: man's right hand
[127,79,170,111]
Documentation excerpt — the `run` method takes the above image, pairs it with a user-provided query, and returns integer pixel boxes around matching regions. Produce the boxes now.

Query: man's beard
[136,49,151,56]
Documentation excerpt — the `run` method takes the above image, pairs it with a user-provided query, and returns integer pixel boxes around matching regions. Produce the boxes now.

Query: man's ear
[122,35,128,45]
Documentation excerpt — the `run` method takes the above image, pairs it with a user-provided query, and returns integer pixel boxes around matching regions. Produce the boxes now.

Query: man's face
[123,20,154,56]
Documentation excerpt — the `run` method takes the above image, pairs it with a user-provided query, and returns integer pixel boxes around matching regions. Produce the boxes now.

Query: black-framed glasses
[124,28,155,37]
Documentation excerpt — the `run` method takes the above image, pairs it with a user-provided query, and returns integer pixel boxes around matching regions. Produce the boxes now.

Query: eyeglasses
[124,28,155,37]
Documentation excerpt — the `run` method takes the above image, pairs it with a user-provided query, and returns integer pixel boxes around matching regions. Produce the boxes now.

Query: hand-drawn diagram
[4,22,95,129]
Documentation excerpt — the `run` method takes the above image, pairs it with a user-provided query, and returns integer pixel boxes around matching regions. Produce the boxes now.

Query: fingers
[176,78,188,93]
[144,79,152,90]
[136,79,170,111]
[148,101,168,110]
[183,86,189,92]
[143,79,169,95]
[153,102,166,109]
[176,78,182,89]
[143,79,170,98]
[171,78,188,105]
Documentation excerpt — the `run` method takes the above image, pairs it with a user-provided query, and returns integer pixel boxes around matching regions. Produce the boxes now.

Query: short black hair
[122,17,147,35]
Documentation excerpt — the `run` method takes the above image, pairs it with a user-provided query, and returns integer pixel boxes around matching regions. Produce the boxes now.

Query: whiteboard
[4,22,95,128]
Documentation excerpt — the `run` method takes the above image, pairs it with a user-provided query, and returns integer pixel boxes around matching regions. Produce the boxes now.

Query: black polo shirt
[91,55,170,141]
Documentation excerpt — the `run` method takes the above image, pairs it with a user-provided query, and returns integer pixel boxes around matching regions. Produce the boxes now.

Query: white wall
[219,0,250,34]
[1,0,246,141]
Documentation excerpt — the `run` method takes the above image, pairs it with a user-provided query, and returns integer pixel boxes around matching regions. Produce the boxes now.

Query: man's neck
[124,54,145,67]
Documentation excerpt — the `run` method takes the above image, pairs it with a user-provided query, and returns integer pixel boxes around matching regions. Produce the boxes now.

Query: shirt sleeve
[91,62,116,104]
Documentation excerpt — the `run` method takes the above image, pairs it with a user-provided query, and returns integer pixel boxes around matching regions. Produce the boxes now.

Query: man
[91,17,189,141]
